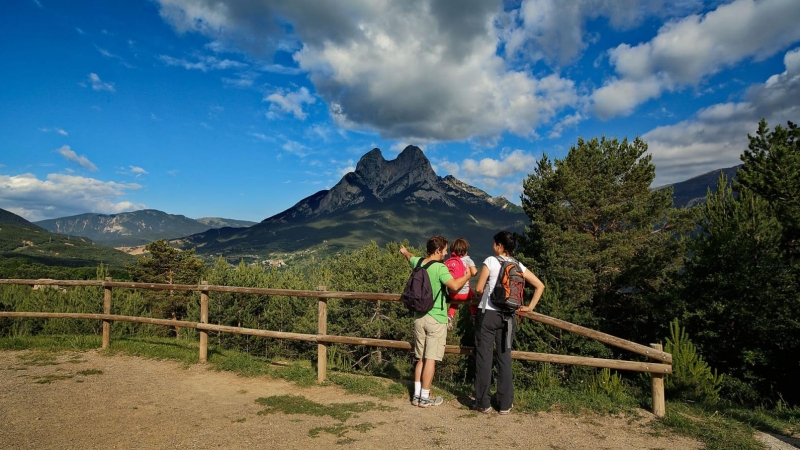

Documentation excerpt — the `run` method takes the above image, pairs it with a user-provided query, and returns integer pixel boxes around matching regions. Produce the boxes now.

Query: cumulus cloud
[0,173,143,221]
[461,149,538,178]
[87,73,115,92]
[500,0,702,67]
[264,87,316,120]
[155,0,580,142]
[644,47,800,186]
[56,145,98,172]
[593,0,800,118]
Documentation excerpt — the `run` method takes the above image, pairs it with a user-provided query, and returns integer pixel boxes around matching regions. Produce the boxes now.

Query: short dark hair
[451,238,469,257]
[426,235,448,256]
[493,231,518,253]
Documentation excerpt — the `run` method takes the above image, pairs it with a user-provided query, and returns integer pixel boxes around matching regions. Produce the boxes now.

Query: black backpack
[402,259,442,314]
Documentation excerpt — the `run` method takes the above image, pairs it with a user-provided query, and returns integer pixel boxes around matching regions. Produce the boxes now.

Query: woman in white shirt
[472,231,545,415]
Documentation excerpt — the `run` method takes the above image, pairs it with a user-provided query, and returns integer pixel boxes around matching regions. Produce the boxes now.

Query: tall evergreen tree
[679,120,800,404]
[519,136,692,354]
[737,119,800,259]
[680,176,798,402]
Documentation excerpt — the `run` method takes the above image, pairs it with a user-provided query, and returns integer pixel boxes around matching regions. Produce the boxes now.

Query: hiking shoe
[472,403,492,414]
[417,396,443,408]
[499,405,513,415]
[411,395,421,407]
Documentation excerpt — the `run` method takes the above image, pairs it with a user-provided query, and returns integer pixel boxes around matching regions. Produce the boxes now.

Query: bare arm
[444,270,471,292]
[519,270,545,312]
[399,245,413,261]
[474,265,490,296]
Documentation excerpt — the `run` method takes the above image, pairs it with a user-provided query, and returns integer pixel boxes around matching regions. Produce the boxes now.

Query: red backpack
[444,252,467,279]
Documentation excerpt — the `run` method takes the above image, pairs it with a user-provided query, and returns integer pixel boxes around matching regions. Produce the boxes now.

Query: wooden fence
[0,278,670,417]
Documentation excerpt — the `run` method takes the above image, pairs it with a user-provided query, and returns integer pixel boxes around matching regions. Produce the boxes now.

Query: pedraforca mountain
[265,145,519,223]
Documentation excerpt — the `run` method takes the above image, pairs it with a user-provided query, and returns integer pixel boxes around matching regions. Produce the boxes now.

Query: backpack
[444,253,467,279]
[402,259,442,314]
[489,256,525,313]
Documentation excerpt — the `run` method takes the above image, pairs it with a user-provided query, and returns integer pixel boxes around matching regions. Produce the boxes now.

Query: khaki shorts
[413,315,447,361]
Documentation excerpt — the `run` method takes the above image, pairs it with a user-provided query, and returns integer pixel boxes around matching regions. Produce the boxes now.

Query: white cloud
[264,86,316,120]
[129,166,148,176]
[87,73,115,92]
[0,173,143,221]
[250,132,272,142]
[644,47,800,186]
[39,127,68,136]
[593,0,800,118]
[159,54,248,71]
[461,149,538,178]
[56,145,98,172]
[282,140,309,157]
[222,70,258,88]
[500,0,702,67]
[155,0,579,142]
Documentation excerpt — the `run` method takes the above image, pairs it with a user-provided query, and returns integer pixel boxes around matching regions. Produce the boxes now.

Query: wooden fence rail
[0,278,671,417]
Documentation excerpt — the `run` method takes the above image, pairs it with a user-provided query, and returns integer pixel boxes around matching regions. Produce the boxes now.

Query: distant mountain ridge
[660,165,741,209]
[23,151,743,260]
[0,208,43,229]
[35,210,255,247]
[0,207,135,270]
[177,146,527,259]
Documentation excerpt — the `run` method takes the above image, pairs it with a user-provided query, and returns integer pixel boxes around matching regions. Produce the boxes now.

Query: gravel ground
[0,349,712,449]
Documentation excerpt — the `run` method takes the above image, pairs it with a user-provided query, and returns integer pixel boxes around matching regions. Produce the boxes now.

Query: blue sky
[1,0,799,222]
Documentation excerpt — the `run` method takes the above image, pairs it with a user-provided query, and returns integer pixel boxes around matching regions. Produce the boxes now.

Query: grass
[655,402,764,450]
[2,334,797,450]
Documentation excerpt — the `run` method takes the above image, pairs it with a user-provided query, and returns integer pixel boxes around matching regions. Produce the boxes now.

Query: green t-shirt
[409,256,452,324]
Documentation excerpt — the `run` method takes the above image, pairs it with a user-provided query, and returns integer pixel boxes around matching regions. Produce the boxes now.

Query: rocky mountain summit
[266,146,519,223]
[180,146,527,257]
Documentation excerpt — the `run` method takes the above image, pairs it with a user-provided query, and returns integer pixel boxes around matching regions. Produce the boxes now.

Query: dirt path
[0,349,706,449]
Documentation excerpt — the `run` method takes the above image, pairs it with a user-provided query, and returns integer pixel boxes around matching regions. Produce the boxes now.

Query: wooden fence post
[102,277,112,349]
[650,343,666,418]
[199,281,209,363]
[317,285,328,383]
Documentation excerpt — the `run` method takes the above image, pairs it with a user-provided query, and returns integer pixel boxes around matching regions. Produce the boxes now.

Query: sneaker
[411,395,421,407]
[417,395,444,408]
[471,401,492,413]
[499,405,513,415]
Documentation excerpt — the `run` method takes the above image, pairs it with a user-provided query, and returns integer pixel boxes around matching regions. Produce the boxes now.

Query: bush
[665,319,723,403]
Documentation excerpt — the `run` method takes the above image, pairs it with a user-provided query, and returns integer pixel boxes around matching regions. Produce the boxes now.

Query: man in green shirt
[400,236,471,407]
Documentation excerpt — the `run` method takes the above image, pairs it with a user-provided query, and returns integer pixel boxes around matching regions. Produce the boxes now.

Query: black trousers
[474,309,515,410]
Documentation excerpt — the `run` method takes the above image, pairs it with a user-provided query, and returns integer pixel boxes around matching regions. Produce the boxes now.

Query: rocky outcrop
[264,145,516,222]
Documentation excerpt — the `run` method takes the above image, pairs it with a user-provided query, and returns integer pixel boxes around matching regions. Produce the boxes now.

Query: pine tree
[737,119,800,259]
[519,136,693,353]
[126,239,206,336]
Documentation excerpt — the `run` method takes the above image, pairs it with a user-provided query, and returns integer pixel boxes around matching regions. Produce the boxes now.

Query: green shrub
[664,319,723,403]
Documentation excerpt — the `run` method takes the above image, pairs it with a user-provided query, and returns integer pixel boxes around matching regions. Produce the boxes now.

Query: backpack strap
[418,260,446,311]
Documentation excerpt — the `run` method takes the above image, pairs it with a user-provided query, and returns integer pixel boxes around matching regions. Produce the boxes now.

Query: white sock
[421,388,430,399]
[414,382,421,397]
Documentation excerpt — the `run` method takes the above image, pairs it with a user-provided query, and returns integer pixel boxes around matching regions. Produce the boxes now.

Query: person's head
[451,238,470,257]
[426,235,449,260]
[493,231,518,255]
